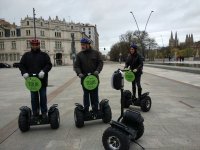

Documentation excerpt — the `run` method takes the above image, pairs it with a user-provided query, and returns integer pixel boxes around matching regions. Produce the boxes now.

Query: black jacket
[74,48,103,76]
[19,49,52,87]
[125,52,143,74]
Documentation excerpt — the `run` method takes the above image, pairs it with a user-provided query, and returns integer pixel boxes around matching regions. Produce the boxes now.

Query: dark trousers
[82,86,99,112]
[30,86,47,115]
[132,73,142,98]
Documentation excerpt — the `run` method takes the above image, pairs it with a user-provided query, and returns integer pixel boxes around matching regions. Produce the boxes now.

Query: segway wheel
[102,127,130,150]
[49,108,60,129]
[140,96,151,112]
[74,107,84,128]
[102,105,112,123]
[18,112,30,132]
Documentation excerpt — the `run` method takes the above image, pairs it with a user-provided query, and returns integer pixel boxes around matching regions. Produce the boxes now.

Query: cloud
[1,0,200,53]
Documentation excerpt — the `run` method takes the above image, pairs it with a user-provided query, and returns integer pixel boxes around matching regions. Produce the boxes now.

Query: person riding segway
[18,39,60,132]
[73,38,112,128]
[124,44,151,112]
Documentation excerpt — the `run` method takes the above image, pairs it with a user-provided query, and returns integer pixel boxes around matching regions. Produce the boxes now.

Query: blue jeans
[30,86,47,115]
[82,87,99,112]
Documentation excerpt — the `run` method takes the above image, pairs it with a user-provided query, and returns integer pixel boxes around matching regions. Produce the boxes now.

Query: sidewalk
[0,63,200,150]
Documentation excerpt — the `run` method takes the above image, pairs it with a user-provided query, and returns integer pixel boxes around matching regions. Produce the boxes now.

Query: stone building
[0,16,99,66]
[169,31,179,48]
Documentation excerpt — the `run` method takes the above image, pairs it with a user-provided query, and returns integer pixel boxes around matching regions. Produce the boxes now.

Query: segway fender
[75,103,84,111]
[19,106,32,117]
[48,104,58,115]
[99,99,109,110]
[141,92,149,98]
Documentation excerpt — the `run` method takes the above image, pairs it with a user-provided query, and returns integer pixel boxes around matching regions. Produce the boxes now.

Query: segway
[18,74,60,132]
[123,69,152,112]
[102,69,145,150]
[74,73,112,128]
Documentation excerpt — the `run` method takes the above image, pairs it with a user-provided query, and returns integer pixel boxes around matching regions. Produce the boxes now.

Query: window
[55,32,61,37]
[83,28,85,31]
[0,32,4,37]
[55,41,62,49]
[0,42,4,50]
[41,40,45,49]
[40,30,45,36]
[11,31,15,36]
[11,41,16,49]
[27,21,29,25]
[26,30,30,36]
[88,28,91,30]
[41,22,43,26]
[89,31,91,34]
[26,40,31,48]
[71,26,73,29]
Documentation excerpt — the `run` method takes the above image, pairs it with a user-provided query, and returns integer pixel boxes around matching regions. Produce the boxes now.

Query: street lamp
[119,52,122,64]
[130,10,154,59]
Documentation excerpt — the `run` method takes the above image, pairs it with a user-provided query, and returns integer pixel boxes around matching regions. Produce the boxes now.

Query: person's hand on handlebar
[38,70,45,79]
[23,73,29,79]
[78,73,84,78]
[93,71,99,75]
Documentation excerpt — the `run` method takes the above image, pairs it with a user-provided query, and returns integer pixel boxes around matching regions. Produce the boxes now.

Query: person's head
[30,39,40,51]
[80,38,91,50]
[130,44,137,54]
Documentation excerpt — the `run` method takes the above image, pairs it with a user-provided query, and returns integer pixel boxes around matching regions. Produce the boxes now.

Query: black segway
[74,73,112,128]
[123,69,152,112]
[102,69,145,150]
[18,74,60,132]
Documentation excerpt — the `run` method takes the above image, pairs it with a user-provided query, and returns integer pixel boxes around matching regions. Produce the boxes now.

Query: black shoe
[42,113,47,119]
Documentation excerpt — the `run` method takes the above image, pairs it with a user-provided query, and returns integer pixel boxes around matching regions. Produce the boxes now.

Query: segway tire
[141,96,151,112]
[102,127,130,150]
[18,112,30,132]
[102,105,112,123]
[74,107,84,128]
[49,108,60,129]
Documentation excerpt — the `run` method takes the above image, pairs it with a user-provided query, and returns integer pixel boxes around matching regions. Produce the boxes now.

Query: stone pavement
[0,62,200,150]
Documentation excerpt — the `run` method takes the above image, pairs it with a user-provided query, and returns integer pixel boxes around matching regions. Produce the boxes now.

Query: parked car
[13,62,20,68]
[0,63,11,68]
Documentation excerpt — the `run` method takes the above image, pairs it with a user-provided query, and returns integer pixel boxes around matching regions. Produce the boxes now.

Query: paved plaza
[0,62,200,150]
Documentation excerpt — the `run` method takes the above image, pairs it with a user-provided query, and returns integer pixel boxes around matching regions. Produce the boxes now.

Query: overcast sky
[1,0,200,54]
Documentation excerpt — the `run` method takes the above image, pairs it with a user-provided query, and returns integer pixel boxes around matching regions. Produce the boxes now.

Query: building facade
[0,16,99,66]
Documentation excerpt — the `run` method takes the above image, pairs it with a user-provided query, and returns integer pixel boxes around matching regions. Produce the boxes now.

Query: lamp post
[119,52,122,64]
[130,10,154,60]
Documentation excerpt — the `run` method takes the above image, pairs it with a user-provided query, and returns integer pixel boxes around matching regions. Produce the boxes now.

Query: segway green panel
[124,70,135,82]
[83,75,99,91]
[25,77,42,92]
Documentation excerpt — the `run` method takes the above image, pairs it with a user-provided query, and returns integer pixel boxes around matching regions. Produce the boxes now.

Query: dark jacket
[74,48,103,76]
[19,49,52,87]
[125,52,143,74]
